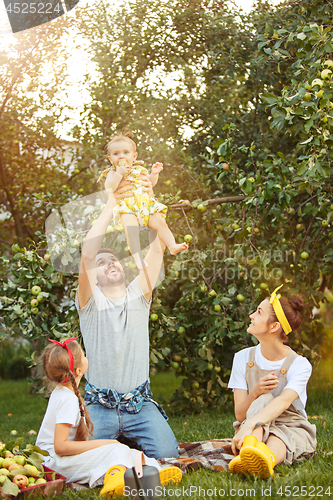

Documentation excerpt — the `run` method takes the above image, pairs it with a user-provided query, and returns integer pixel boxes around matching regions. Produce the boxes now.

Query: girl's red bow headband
[48,337,78,383]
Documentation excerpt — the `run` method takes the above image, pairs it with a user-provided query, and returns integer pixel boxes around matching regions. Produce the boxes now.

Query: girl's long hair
[40,341,93,441]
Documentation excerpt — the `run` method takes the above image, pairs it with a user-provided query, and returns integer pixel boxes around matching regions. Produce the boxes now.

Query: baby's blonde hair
[106,130,136,156]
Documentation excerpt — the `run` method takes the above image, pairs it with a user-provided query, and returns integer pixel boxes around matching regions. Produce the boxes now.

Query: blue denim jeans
[88,401,179,459]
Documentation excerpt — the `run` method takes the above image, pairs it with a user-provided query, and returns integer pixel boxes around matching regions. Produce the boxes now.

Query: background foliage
[0,0,332,410]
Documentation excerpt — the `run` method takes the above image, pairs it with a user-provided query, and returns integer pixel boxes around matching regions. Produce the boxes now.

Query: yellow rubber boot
[100,465,126,497]
[159,466,182,486]
[243,434,259,448]
[228,455,246,475]
[240,435,276,479]
[100,465,181,497]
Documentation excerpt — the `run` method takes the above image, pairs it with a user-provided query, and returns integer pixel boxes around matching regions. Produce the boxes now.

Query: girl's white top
[228,344,312,418]
[36,385,80,460]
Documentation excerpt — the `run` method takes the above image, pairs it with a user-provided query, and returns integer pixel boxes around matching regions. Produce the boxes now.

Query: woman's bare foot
[133,253,148,270]
[169,243,189,255]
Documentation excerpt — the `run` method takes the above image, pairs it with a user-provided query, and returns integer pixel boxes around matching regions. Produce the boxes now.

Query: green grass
[0,365,333,499]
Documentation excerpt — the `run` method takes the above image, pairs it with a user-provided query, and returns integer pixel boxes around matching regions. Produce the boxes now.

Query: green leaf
[13,305,23,315]
[23,444,49,457]
[315,162,331,178]
[2,477,20,496]
[271,107,287,131]
[265,22,274,36]
[44,266,55,275]
[297,162,308,176]
[261,93,277,105]
[150,352,159,363]
[300,136,314,145]
[221,297,232,305]
[9,467,31,478]
[304,118,314,133]
[27,452,45,470]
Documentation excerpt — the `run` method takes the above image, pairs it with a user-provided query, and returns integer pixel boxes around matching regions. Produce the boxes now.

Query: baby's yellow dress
[99,160,167,230]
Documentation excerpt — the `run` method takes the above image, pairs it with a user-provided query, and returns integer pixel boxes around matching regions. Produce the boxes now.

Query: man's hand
[137,173,153,196]
[151,162,163,175]
[110,174,153,200]
[113,180,135,202]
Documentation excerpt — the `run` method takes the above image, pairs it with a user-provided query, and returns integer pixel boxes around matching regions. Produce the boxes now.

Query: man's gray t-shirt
[75,277,150,393]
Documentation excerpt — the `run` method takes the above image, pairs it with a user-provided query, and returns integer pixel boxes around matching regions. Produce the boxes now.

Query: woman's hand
[252,373,278,399]
[232,422,254,455]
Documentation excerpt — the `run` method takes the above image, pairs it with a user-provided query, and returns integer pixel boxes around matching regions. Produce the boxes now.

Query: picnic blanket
[158,439,234,473]
[67,439,235,489]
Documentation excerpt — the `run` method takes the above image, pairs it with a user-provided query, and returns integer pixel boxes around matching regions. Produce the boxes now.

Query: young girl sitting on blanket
[97,132,188,269]
[36,338,182,496]
[228,285,317,478]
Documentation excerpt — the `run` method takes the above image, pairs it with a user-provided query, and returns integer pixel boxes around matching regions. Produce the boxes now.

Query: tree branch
[170,195,245,210]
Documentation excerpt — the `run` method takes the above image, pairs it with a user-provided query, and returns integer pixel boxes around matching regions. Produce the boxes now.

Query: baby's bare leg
[149,213,188,255]
[121,214,147,269]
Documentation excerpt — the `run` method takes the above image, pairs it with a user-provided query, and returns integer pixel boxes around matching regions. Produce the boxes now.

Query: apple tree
[0,16,90,256]
[0,240,79,389]
[146,0,333,412]
[1,0,332,409]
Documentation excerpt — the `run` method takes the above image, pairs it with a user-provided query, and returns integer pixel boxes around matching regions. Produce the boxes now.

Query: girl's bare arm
[54,423,118,456]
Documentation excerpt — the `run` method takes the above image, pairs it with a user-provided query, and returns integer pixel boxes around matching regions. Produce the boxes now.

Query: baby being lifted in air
[98,132,188,269]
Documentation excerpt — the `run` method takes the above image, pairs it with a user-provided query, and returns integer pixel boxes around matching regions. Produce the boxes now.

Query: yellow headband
[269,285,292,335]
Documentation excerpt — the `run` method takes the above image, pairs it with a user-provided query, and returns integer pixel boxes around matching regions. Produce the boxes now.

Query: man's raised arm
[139,230,165,302]
[78,193,116,308]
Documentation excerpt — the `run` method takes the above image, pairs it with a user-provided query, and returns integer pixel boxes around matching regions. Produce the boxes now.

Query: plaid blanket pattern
[158,439,234,473]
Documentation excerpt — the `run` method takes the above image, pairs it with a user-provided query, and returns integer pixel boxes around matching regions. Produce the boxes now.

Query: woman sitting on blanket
[228,285,317,478]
